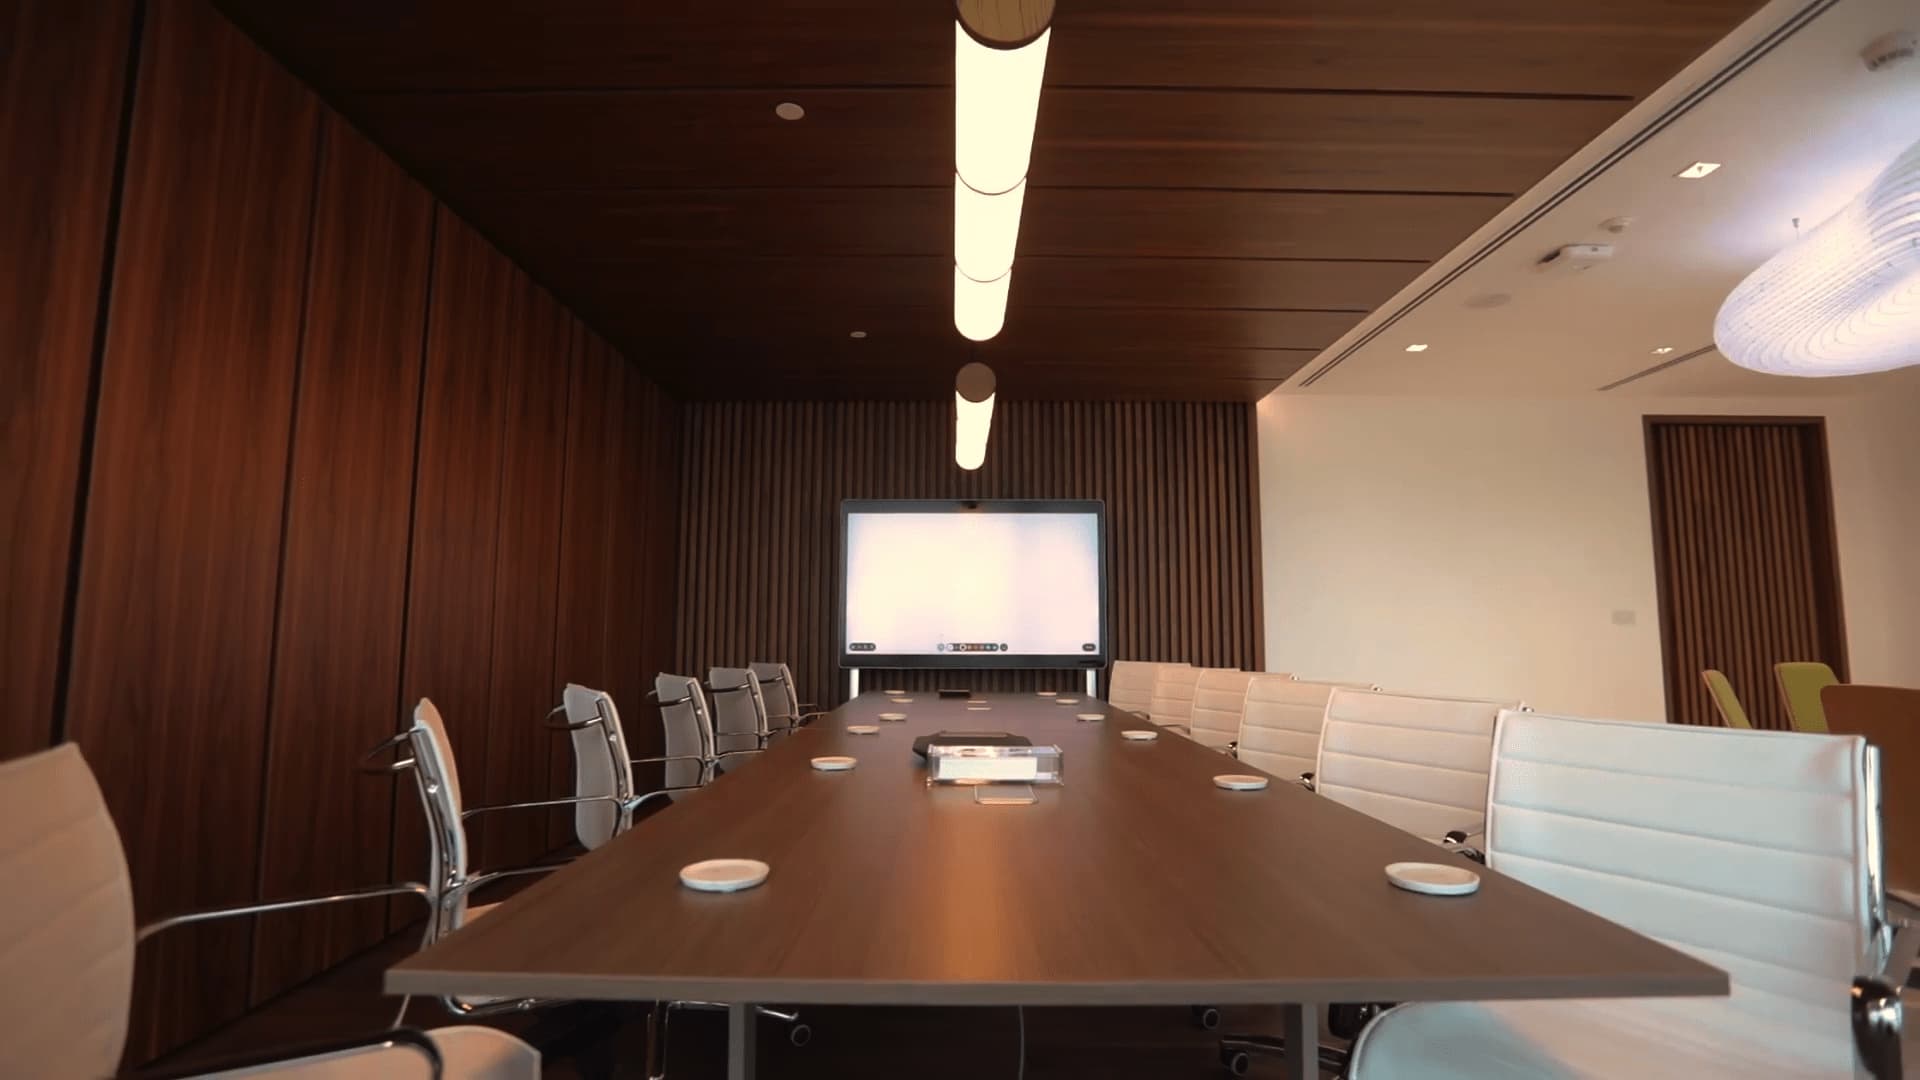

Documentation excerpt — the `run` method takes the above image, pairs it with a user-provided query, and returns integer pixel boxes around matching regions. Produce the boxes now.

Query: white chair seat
[204,1025,540,1079]
[1349,994,1858,1080]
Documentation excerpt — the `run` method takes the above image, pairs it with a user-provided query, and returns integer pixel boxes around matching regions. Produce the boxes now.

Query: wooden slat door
[1645,417,1847,729]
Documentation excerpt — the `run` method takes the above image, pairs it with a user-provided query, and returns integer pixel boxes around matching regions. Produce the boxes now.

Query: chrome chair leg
[646,1000,672,1080]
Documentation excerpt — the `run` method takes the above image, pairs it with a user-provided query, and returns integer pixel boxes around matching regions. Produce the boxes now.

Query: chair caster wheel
[788,1022,812,1047]
[1192,1005,1221,1030]
[1220,1048,1250,1076]
[1329,1002,1380,1041]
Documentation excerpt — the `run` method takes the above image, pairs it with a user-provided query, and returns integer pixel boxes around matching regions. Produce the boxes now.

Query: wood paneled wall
[675,402,1263,706]
[1645,418,1846,730]
[6,0,679,1060]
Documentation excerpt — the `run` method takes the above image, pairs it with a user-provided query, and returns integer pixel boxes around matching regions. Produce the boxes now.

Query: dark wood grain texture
[1645,418,1848,730]
[1821,685,1920,902]
[210,0,1764,400]
[477,275,573,869]
[545,255,1422,319]
[388,693,1728,1005]
[461,186,1508,264]
[389,209,519,895]
[334,89,1627,194]
[250,114,436,1003]
[674,402,1262,709]
[0,0,133,758]
[63,0,321,1058]
[219,0,1758,96]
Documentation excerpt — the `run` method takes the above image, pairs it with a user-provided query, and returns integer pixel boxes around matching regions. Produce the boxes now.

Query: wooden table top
[387,691,1728,1005]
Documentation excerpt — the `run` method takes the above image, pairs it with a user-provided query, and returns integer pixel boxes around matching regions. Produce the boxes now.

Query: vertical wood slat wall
[675,401,1264,706]
[5,0,681,1060]
[1645,418,1847,730]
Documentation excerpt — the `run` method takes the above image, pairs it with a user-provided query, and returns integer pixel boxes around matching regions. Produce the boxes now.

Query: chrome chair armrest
[453,862,568,897]
[1852,975,1904,1080]
[708,683,753,696]
[1297,771,1315,791]
[795,710,830,726]
[714,748,766,762]
[127,1027,443,1080]
[357,730,417,775]
[1161,723,1192,735]
[1224,741,1238,758]
[136,882,432,944]
[459,794,625,821]
[541,703,602,732]
[1442,829,1487,865]
[631,784,706,811]
[631,753,709,767]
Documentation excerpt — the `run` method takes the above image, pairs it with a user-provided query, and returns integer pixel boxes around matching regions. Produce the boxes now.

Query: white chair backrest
[0,744,136,1078]
[708,666,768,756]
[1190,669,1258,750]
[1485,710,1877,1073]
[655,673,714,796]
[1149,665,1216,728]
[562,684,632,851]
[750,661,800,727]
[1109,660,1184,716]
[1314,688,1511,841]
[1236,676,1367,780]
[408,699,473,931]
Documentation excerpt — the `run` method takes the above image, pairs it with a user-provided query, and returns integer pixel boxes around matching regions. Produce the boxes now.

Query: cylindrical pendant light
[954,0,1053,342]
[954,361,997,470]
[954,266,1010,342]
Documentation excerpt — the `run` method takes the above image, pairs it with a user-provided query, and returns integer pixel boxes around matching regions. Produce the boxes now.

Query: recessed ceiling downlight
[774,102,805,121]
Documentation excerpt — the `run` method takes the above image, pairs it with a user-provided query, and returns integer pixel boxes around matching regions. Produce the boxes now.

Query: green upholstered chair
[1775,661,1839,734]
[1700,669,1753,728]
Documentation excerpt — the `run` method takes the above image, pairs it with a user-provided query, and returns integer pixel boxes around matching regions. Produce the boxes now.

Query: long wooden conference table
[388,691,1727,1078]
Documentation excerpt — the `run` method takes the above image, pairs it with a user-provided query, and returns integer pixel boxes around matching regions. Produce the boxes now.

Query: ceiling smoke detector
[1532,244,1615,276]
[1861,30,1916,71]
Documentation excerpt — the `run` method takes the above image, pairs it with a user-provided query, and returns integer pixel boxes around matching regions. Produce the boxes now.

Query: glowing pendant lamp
[954,0,1053,341]
[1714,136,1920,377]
[955,362,997,470]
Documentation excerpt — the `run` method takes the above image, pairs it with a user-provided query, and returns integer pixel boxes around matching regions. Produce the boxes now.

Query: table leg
[727,1002,757,1080]
[1281,1002,1317,1080]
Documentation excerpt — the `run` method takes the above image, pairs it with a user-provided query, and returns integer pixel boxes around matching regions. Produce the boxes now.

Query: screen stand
[847,668,861,701]
[1085,670,1098,699]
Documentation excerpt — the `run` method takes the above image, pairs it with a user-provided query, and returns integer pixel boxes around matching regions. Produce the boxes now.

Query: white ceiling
[1294,0,1920,397]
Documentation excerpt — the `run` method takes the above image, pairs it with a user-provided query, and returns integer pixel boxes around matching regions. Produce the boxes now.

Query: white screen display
[843,508,1102,662]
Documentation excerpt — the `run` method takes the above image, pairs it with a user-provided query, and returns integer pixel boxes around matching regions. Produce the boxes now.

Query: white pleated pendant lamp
[1715,136,1920,377]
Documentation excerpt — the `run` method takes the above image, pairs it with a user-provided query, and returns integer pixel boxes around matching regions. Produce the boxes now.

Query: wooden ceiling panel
[606,306,1357,360]
[213,0,1766,400]
[460,187,1504,263]
[544,255,1417,317]
[220,1,1755,97]
[338,88,1625,195]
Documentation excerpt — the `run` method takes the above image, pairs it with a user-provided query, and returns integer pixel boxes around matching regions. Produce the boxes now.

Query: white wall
[1257,391,1920,721]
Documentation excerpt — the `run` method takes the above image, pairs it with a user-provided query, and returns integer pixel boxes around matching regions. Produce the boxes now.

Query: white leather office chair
[1309,688,1514,843]
[1150,665,1224,735]
[707,666,772,771]
[653,673,719,797]
[549,683,717,852]
[1235,676,1373,782]
[1109,660,1185,717]
[1190,669,1259,751]
[1346,710,1915,1080]
[0,742,540,1080]
[749,661,826,736]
